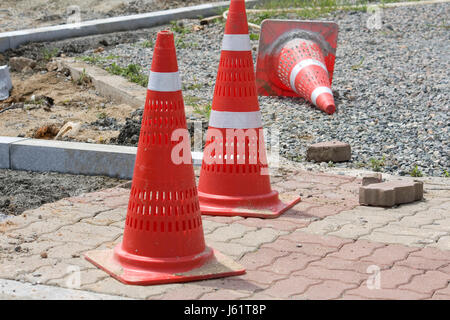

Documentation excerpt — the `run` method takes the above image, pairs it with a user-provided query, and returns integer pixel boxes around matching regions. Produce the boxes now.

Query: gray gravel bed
[78,3,449,177]
[0,169,125,216]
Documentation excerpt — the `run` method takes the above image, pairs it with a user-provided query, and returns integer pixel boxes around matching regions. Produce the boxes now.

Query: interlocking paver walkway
[0,167,449,300]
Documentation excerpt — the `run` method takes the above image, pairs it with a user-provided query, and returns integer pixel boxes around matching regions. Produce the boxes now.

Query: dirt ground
[0,0,208,32]
[0,169,125,216]
[0,69,137,143]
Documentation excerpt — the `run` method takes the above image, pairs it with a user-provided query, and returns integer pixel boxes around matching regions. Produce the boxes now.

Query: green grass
[250,33,260,41]
[106,63,148,87]
[351,57,365,70]
[443,170,450,178]
[258,0,423,10]
[369,156,385,172]
[192,103,212,120]
[141,40,154,48]
[410,165,423,177]
[170,21,191,35]
[42,48,59,61]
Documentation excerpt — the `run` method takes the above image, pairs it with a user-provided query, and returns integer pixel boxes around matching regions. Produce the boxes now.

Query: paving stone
[149,285,215,300]
[236,217,308,232]
[328,240,386,261]
[82,277,176,299]
[373,224,446,242]
[81,208,126,226]
[396,255,449,271]
[398,271,450,294]
[238,270,287,285]
[200,289,251,300]
[433,285,450,297]
[0,255,57,279]
[293,266,367,285]
[309,256,380,274]
[423,218,450,233]
[239,248,288,270]
[328,223,383,240]
[202,220,227,235]
[359,180,423,207]
[47,268,110,287]
[209,224,256,242]
[263,276,321,298]
[408,247,450,261]
[45,242,94,259]
[429,236,450,251]
[205,241,254,260]
[262,238,337,257]
[286,231,353,248]
[344,286,430,300]
[300,280,358,300]
[301,218,348,235]
[259,252,319,275]
[243,292,283,300]
[232,228,287,247]
[360,231,430,247]
[378,266,424,289]
[306,141,351,163]
[361,244,419,267]
[362,173,383,186]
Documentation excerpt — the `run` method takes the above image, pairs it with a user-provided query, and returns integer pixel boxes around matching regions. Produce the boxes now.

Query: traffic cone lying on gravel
[256,20,339,115]
[85,30,245,285]
[197,0,301,219]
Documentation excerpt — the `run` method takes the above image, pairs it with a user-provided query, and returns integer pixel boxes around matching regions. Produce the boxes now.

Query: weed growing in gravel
[250,33,260,41]
[369,156,385,172]
[193,104,212,120]
[141,40,154,48]
[75,68,90,86]
[443,170,449,178]
[106,63,148,87]
[170,21,191,35]
[328,161,335,167]
[42,48,59,61]
[410,166,423,177]
[351,57,365,70]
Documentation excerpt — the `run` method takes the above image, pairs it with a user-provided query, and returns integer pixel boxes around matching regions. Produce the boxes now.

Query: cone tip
[155,30,175,49]
[325,104,336,115]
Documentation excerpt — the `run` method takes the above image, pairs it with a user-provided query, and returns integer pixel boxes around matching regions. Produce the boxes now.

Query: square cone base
[84,248,245,286]
[200,193,301,219]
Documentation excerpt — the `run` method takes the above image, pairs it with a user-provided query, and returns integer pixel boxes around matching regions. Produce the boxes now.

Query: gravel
[0,169,125,216]
[74,3,448,177]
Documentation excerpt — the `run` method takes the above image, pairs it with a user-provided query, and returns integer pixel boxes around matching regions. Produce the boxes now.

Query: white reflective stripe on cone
[310,87,333,106]
[209,110,262,129]
[289,59,328,93]
[222,34,252,51]
[147,71,182,92]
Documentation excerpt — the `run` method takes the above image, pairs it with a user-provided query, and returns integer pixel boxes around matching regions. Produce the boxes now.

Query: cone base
[85,248,245,286]
[199,191,301,219]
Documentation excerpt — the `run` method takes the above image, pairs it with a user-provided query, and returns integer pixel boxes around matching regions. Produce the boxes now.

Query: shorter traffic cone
[256,20,339,114]
[85,30,245,285]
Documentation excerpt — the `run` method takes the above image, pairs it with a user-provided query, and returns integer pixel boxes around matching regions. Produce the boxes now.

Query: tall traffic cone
[85,30,245,285]
[255,19,339,115]
[197,0,301,219]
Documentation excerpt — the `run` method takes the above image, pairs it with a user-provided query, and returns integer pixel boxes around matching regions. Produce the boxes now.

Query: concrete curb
[0,0,259,52]
[0,279,132,300]
[0,136,203,179]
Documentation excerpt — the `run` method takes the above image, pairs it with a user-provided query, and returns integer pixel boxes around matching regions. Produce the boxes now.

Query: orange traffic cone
[85,30,245,285]
[197,0,301,219]
[255,20,339,115]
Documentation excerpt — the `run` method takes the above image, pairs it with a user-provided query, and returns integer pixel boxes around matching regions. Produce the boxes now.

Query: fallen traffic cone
[256,20,339,115]
[85,30,245,285]
[197,0,301,219]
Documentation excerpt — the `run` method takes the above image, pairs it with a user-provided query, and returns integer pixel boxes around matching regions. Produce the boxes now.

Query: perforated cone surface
[85,30,245,285]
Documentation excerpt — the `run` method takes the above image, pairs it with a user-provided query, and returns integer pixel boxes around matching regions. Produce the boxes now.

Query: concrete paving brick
[309,256,380,274]
[47,268,110,287]
[205,241,254,260]
[430,293,450,300]
[46,242,94,260]
[209,224,256,242]
[359,231,430,247]
[243,292,283,300]
[263,276,321,298]
[432,285,450,297]
[259,252,319,275]
[423,218,450,233]
[378,266,424,289]
[239,248,288,270]
[328,223,383,240]
[149,285,215,300]
[202,220,227,235]
[359,180,423,207]
[200,289,251,300]
[82,277,176,299]
[236,217,309,232]
[238,270,287,285]
[396,255,449,271]
[398,271,450,294]
[300,280,358,300]
[374,224,446,241]
[328,240,386,261]
[232,228,287,247]
[293,266,367,285]
[361,244,419,267]
[306,141,351,163]
[408,247,450,261]
[262,238,337,257]
[344,286,430,300]
[81,208,126,226]
[301,218,348,235]
[362,173,383,186]
[429,236,450,251]
[0,255,57,279]
[285,231,353,248]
